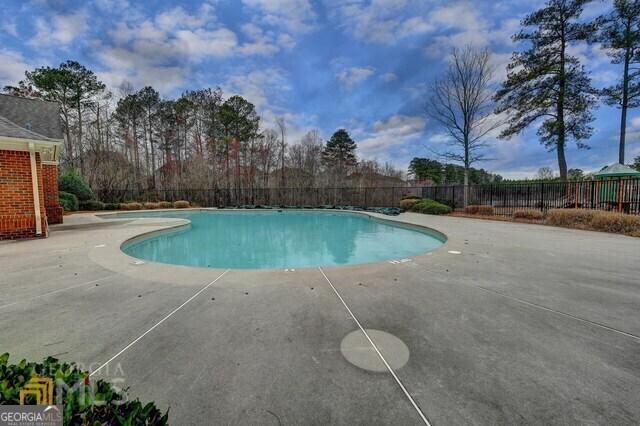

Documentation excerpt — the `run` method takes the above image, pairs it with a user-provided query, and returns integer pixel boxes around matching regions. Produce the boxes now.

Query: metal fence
[96,186,425,208]
[96,178,640,216]
[422,178,640,216]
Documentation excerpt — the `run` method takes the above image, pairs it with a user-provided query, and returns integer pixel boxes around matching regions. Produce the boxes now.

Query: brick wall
[42,163,63,224]
[0,149,48,240]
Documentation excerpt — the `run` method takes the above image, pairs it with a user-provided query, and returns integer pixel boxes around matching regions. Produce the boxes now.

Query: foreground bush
[158,201,173,209]
[103,203,120,210]
[79,200,105,211]
[545,209,596,227]
[401,195,421,200]
[58,169,95,202]
[119,202,143,210]
[399,198,420,211]
[465,205,495,215]
[144,202,161,209]
[513,209,544,220]
[589,212,640,234]
[173,200,190,208]
[0,353,168,425]
[59,191,78,212]
[545,209,640,236]
[411,199,452,215]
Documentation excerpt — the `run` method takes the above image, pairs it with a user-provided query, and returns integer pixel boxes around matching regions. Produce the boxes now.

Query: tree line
[408,157,504,184]
[4,65,403,193]
[427,0,640,191]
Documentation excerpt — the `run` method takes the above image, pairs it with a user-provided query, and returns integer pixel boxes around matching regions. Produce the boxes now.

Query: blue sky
[1,0,638,178]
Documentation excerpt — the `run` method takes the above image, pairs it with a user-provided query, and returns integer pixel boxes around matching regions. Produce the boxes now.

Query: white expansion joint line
[90,269,230,377]
[318,267,432,426]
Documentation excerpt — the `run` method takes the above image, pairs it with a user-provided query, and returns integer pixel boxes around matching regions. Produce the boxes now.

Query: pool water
[118,211,445,269]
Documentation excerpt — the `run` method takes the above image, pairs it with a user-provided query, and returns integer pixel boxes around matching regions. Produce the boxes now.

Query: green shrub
[58,191,78,211]
[173,200,190,209]
[144,202,161,209]
[103,203,120,210]
[158,201,173,209]
[58,169,94,201]
[411,199,452,215]
[399,198,420,211]
[0,353,167,425]
[79,200,105,211]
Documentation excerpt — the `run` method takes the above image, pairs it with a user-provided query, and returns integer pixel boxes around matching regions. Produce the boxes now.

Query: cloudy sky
[1,0,638,178]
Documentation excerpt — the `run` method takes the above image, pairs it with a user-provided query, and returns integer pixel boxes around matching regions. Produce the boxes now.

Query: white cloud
[632,117,640,128]
[2,21,18,37]
[223,68,290,109]
[358,115,426,158]
[94,0,131,11]
[238,23,283,56]
[326,0,431,44]
[422,3,493,57]
[155,4,216,31]
[0,49,33,86]
[220,67,317,143]
[175,28,238,58]
[30,12,87,46]
[380,72,398,82]
[242,0,317,33]
[97,66,187,95]
[337,66,375,88]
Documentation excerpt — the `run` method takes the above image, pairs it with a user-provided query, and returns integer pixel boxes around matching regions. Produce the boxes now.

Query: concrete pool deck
[1,211,639,424]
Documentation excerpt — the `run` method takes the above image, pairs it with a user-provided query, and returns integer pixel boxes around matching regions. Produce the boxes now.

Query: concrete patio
[1,211,639,425]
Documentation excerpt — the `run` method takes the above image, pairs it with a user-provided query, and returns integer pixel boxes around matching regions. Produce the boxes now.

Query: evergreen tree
[595,0,640,164]
[322,129,357,179]
[633,155,640,171]
[495,0,597,180]
[25,61,105,172]
[408,158,445,183]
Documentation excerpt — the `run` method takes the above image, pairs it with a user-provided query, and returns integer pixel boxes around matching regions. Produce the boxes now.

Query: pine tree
[596,0,640,164]
[322,129,357,181]
[495,0,597,180]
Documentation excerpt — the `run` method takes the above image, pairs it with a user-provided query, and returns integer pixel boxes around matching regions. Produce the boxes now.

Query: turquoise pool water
[117,211,445,269]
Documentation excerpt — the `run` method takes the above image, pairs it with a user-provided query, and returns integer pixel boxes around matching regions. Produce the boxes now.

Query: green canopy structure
[591,164,640,212]
[593,163,640,180]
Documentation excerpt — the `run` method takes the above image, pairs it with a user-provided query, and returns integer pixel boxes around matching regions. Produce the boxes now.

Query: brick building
[0,94,63,240]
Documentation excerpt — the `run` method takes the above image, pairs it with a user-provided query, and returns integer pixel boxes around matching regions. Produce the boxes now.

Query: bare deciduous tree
[427,46,500,206]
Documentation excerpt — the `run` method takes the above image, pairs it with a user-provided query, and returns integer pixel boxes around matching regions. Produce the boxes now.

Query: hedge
[173,200,190,209]
[546,209,640,235]
[411,199,452,215]
[0,353,168,425]
[399,199,420,211]
[79,200,105,211]
[513,209,544,220]
[59,191,79,212]
[58,169,94,202]
[464,205,495,215]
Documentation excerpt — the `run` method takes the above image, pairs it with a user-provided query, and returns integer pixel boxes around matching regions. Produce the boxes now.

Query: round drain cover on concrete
[340,329,409,372]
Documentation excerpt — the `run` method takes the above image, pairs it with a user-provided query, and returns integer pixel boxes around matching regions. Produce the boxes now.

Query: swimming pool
[117,210,445,269]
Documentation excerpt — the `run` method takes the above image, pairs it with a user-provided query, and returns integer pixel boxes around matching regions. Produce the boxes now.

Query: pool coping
[84,208,452,278]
